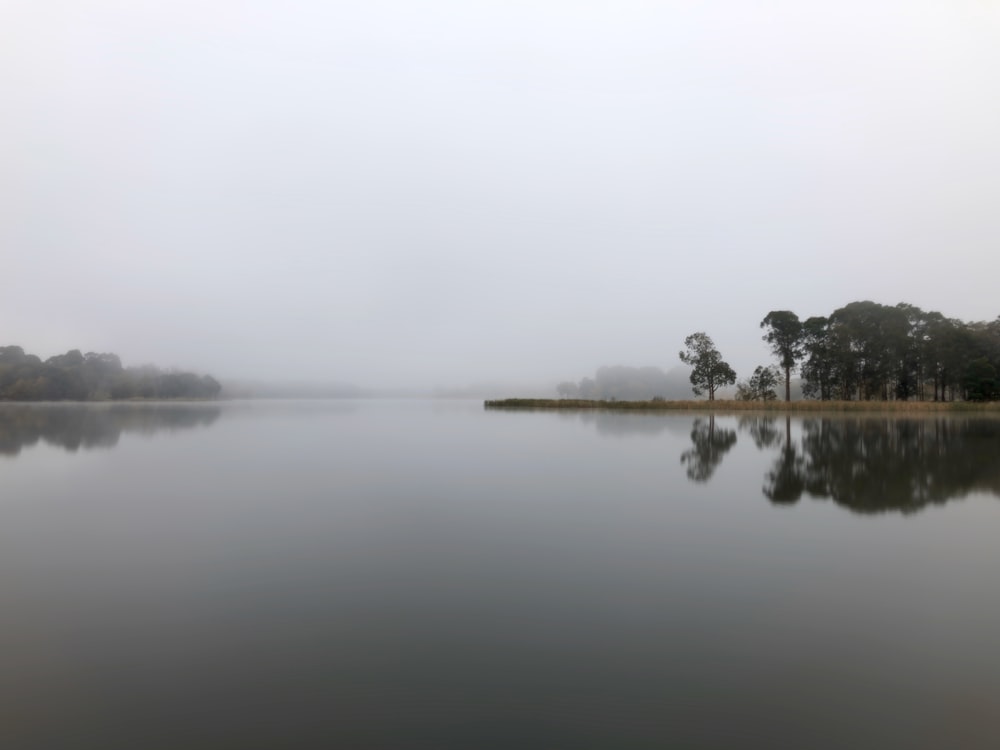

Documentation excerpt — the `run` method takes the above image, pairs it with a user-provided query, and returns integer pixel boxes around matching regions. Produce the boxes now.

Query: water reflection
[0,403,221,456]
[532,408,692,438]
[680,415,738,482]
[732,416,1000,514]
[738,415,783,450]
[574,410,686,437]
[760,418,805,506]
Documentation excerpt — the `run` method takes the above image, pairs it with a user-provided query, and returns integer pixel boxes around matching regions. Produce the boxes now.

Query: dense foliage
[0,346,221,401]
[735,365,780,402]
[765,302,1000,402]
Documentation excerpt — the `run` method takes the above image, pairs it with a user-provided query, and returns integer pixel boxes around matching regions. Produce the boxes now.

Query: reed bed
[483,398,1000,413]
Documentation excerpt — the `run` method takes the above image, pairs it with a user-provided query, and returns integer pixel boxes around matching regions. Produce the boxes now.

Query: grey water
[2,401,999,749]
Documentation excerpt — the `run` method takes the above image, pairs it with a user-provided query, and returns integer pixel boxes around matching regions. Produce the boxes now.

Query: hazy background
[3,0,999,391]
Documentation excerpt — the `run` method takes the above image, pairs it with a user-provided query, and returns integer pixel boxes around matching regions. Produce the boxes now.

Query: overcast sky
[3,1,999,388]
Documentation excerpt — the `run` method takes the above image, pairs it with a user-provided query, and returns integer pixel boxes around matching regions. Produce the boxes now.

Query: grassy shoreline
[484,398,1000,412]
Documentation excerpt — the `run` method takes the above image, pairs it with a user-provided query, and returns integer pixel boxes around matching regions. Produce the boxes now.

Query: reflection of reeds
[484,398,1000,413]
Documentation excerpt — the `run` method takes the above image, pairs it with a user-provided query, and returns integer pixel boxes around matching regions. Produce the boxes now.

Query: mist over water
[6,3,1000,744]
[2,402,1000,748]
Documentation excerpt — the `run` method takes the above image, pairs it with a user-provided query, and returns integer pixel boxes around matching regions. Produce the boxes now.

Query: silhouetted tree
[792,301,1000,402]
[679,332,736,401]
[760,311,803,401]
[800,316,834,400]
[735,365,780,401]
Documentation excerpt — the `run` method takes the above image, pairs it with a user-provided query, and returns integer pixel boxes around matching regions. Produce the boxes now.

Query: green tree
[788,302,1000,402]
[894,303,928,400]
[760,311,803,402]
[736,365,780,401]
[800,316,833,400]
[963,358,998,401]
[679,332,736,400]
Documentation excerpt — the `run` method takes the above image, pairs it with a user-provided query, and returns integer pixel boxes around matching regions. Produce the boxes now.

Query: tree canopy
[795,302,1000,401]
[760,310,803,402]
[678,332,736,401]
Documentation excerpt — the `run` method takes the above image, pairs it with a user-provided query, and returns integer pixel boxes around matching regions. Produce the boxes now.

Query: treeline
[0,346,222,401]
[764,301,1000,402]
[554,301,999,403]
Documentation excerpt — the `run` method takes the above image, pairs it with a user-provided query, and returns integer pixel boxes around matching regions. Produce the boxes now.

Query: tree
[825,301,911,400]
[963,358,998,402]
[736,365,780,401]
[760,311,803,402]
[773,302,1000,402]
[0,346,27,365]
[752,365,780,401]
[800,316,833,400]
[679,332,736,400]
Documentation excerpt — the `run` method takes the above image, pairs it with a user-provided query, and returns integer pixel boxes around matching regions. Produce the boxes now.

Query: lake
[2,400,999,749]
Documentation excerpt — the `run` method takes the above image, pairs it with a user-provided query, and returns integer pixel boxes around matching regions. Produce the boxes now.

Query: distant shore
[484,398,1000,412]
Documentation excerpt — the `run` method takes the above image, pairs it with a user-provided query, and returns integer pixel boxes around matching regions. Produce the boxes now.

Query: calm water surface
[1,401,999,749]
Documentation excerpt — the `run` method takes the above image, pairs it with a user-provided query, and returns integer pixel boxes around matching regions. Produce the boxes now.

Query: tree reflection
[738,415,783,450]
[748,417,1000,515]
[680,415,737,482]
[0,404,221,456]
[761,416,805,505]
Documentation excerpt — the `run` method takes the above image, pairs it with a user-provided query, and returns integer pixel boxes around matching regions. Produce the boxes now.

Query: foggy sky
[3,1,999,389]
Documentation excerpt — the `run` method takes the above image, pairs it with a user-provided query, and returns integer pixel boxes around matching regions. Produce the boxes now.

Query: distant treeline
[0,346,221,401]
[556,365,691,401]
